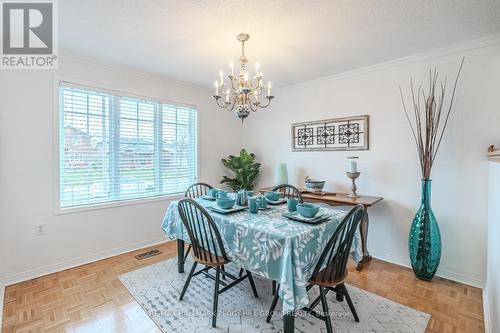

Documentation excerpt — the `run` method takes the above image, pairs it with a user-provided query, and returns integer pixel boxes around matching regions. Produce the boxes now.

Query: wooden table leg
[177,239,185,273]
[283,312,295,333]
[356,209,372,271]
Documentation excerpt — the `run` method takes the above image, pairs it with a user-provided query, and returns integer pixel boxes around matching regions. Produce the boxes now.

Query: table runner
[162,198,362,312]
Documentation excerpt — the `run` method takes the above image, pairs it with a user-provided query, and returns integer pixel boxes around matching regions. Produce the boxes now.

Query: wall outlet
[35,224,46,236]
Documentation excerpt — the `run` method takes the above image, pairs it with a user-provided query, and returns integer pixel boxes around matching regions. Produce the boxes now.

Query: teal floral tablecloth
[162,198,362,312]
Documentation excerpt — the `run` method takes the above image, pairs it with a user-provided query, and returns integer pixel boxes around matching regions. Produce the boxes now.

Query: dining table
[260,187,384,271]
[161,196,363,333]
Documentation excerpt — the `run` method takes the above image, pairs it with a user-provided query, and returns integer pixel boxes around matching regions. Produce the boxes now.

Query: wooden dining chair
[185,182,213,199]
[183,182,214,259]
[266,204,365,333]
[272,184,304,203]
[177,198,259,328]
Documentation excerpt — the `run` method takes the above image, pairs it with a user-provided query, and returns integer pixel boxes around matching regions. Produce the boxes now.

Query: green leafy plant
[220,149,261,191]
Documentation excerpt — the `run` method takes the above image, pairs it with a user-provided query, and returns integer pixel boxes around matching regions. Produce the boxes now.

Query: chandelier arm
[215,97,228,108]
[249,99,258,112]
[230,78,238,91]
[228,94,238,112]
[258,97,274,108]
[254,84,262,96]
[249,94,259,112]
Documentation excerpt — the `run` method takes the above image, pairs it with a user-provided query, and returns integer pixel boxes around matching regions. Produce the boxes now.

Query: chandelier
[213,33,274,121]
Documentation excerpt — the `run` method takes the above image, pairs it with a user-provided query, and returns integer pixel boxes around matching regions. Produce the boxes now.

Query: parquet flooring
[1,242,484,332]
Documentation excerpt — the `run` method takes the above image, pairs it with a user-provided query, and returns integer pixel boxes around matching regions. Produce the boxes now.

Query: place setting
[200,188,290,215]
[281,198,332,224]
[205,189,247,214]
[200,187,330,225]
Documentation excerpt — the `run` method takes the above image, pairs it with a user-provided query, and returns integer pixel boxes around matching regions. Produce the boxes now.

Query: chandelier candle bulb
[219,70,224,85]
[267,81,271,96]
[215,81,219,96]
[230,61,234,76]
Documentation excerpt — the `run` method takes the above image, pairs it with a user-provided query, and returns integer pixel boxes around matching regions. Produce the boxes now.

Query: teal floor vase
[409,180,441,281]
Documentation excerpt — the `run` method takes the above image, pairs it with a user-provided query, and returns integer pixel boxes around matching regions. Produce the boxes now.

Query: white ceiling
[60,0,500,89]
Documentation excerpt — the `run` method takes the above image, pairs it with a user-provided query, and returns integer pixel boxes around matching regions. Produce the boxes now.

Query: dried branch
[400,58,465,179]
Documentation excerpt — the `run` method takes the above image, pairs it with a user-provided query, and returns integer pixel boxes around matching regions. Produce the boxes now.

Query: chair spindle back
[185,182,213,199]
[177,198,228,265]
[272,184,304,203]
[311,204,365,282]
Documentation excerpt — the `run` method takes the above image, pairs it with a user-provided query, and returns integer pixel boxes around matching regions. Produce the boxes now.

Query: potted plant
[220,149,261,191]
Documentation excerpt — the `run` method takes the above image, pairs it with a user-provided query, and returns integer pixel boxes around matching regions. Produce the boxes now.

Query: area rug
[119,258,430,333]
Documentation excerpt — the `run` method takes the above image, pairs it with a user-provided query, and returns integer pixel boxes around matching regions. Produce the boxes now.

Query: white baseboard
[1,236,170,288]
[0,280,4,328]
[370,250,484,289]
[483,288,492,333]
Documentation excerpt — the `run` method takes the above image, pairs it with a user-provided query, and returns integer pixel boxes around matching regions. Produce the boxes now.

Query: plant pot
[408,179,441,281]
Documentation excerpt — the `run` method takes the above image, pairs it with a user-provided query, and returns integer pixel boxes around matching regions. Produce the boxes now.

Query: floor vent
[135,249,161,260]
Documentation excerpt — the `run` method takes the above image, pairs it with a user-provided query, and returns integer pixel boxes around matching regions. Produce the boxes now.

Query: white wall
[0,52,242,286]
[485,162,500,333]
[241,42,500,287]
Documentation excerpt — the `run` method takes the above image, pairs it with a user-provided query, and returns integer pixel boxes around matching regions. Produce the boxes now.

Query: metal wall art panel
[291,115,369,151]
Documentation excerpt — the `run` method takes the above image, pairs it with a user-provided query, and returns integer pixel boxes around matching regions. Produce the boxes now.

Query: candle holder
[346,172,361,198]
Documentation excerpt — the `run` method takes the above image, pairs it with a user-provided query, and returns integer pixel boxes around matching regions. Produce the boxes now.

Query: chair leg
[246,270,259,298]
[266,284,280,323]
[340,283,359,322]
[309,294,322,310]
[238,267,244,277]
[272,280,277,295]
[212,266,221,328]
[221,265,226,281]
[319,286,333,333]
[179,262,197,300]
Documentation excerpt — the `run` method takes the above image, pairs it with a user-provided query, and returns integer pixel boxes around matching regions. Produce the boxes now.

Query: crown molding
[277,33,500,94]
[59,49,212,94]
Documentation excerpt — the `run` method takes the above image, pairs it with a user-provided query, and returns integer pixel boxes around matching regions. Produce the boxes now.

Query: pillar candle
[348,159,357,173]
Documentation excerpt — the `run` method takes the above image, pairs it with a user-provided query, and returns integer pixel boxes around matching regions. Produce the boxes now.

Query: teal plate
[208,205,247,214]
[282,211,331,224]
[266,198,287,205]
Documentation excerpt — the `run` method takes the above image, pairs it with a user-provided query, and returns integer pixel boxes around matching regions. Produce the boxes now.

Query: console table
[260,187,383,270]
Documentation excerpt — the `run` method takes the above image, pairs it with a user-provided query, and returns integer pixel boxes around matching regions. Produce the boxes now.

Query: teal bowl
[265,191,281,201]
[216,198,236,209]
[207,188,219,198]
[297,203,320,218]
[305,179,326,193]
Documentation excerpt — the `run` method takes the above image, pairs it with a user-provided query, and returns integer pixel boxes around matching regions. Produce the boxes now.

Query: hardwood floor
[1,242,484,333]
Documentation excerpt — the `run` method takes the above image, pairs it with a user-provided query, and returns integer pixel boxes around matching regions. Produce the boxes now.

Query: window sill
[54,193,184,215]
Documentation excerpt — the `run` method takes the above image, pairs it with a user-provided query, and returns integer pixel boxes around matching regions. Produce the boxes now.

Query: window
[59,82,197,209]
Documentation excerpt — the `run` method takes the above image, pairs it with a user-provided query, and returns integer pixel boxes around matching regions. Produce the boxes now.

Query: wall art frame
[291,115,369,151]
